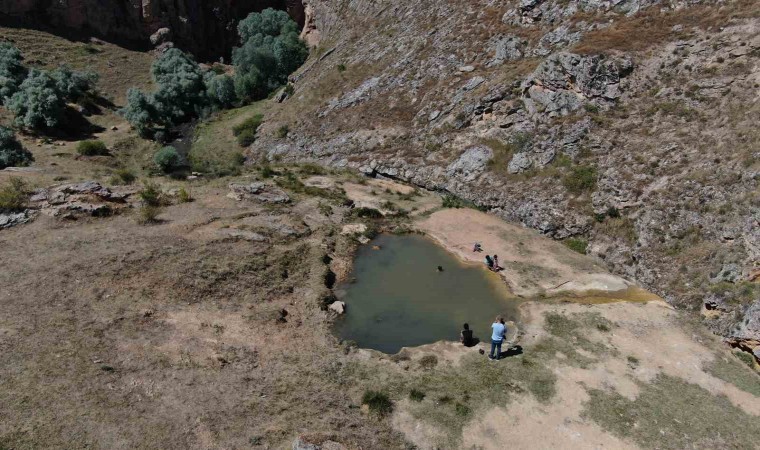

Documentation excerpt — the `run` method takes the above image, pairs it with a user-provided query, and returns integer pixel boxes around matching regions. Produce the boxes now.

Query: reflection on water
[334,234,519,354]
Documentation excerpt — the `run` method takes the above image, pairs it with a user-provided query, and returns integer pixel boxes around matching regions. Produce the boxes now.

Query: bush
[139,182,163,207]
[564,238,589,255]
[276,124,289,138]
[51,66,98,101]
[362,390,393,416]
[0,177,28,211]
[0,43,28,102]
[76,140,108,156]
[112,168,136,185]
[563,165,597,194]
[137,204,161,224]
[0,126,33,169]
[354,207,383,219]
[154,146,181,173]
[177,187,193,203]
[233,114,264,147]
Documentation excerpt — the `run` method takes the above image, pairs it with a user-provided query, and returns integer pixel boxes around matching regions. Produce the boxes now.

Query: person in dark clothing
[484,255,495,271]
[460,323,474,347]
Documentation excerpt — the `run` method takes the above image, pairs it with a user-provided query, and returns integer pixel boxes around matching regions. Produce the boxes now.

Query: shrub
[0,126,33,169]
[564,238,588,254]
[362,390,393,416]
[154,146,181,173]
[354,207,383,219]
[177,187,193,203]
[76,140,108,156]
[137,204,161,224]
[0,177,28,211]
[0,43,28,102]
[337,63,347,72]
[419,355,438,369]
[139,182,163,207]
[112,168,136,185]
[563,165,597,194]
[276,124,289,138]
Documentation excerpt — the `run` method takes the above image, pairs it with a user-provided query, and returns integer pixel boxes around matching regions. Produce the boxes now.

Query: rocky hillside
[0,0,305,60]
[254,0,759,350]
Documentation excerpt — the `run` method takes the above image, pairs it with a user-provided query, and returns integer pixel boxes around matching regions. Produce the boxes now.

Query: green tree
[206,74,237,108]
[51,66,99,101]
[7,69,66,130]
[0,126,33,169]
[0,43,27,102]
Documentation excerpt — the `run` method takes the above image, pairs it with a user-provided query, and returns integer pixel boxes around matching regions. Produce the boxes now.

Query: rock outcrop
[0,0,306,60]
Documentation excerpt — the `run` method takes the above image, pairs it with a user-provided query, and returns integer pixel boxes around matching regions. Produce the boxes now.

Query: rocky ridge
[253,0,760,350]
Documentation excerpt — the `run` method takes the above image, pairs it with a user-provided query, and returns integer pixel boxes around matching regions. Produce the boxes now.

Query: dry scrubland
[1,2,760,449]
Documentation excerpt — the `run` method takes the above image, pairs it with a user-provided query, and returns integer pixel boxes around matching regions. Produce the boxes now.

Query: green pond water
[334,234,519,354]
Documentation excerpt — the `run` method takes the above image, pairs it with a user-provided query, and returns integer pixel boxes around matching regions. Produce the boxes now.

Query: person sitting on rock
[473,242,483,252]
[460,323,474,347]
[484,255,495,271]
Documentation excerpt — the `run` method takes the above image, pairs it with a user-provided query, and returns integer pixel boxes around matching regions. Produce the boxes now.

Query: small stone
[458,65,475,72]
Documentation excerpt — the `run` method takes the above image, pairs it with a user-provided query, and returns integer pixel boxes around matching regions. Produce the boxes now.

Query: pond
[333,234,520,354]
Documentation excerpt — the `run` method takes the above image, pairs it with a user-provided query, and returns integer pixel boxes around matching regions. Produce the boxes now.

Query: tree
[0,43,27,103]
[51,66,99,101]
[122,49,211,135]
[206,74,237,108]
[232,8,308,101]
[0,126,33,169]
[7,69,66,130]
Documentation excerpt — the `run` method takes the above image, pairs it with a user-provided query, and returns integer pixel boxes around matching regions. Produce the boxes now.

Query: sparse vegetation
[703,352,760,396]
[0,177,29,211]
[276,124,289,138]
[177,187,193,203]
[409,389,426,402]
[419,355,438,370]
[76,140,108,156]
[583,374,760,450]
[136,204,162,224]
[111,168,137,185]
[138,182,163,207]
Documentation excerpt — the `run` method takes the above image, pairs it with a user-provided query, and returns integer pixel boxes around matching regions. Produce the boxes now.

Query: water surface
[334,234,519,354]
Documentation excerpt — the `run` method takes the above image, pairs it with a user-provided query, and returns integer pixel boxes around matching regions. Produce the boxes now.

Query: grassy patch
[583,374,760,449]
[409,389,426,402]
[190,102,263,177]
[596,217,637,243]
[539,312,615,366]
[275,171,349,204]
[563,165,597,194]
[232,113,264,147]
[703,352,760,396]
[362,390,393,416]
[563,238,588,255]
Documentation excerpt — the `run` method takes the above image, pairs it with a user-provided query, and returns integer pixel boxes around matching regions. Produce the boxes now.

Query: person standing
[489,316,506,360]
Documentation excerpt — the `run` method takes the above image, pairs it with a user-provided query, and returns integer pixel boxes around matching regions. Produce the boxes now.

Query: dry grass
[573,0,760,54]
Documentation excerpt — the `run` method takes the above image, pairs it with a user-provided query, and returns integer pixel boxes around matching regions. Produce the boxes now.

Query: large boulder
[521,52,633,118]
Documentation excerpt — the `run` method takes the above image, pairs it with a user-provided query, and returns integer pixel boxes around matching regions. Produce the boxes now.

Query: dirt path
[417,208,637,297]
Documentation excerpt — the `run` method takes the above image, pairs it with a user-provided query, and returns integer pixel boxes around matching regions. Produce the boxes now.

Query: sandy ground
[341,177,441,216]
[417,208,635,297]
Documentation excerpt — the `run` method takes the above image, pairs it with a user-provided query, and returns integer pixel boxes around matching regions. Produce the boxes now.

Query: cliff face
[256,0,760,343]
[0,0,305,60]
